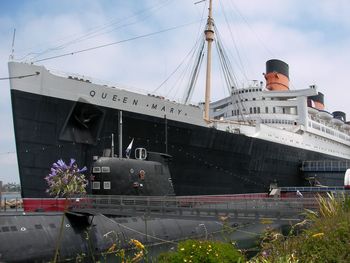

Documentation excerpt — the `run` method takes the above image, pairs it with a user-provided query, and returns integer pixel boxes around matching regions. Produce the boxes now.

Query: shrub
[250,193,350,263]
[158,239,245,263]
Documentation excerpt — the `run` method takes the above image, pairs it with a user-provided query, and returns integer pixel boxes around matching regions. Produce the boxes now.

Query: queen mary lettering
[89,89,183,115]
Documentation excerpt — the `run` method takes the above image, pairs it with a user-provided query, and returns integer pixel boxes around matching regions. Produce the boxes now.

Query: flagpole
[119,111,123,158]
[111,133,114,158]
[164,115,168,154]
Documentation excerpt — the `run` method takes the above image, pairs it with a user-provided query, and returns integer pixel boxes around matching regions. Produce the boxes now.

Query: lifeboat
[331,117,344,126]
[317,110,333,120]
[342,123,350,130]
[307,107,318,115]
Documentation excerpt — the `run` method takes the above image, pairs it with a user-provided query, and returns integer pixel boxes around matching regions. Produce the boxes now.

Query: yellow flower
[130,239,145,250]
[183,259,187,262]
[107,243,117,253]
[180,247,185,251]
[312,233,324,238]
[131,251,144,262]
[215,253,219,257]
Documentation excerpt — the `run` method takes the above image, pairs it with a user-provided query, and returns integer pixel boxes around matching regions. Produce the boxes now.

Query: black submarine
[90,147,175,196]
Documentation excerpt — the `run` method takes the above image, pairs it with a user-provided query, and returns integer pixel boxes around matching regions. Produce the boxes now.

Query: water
[0,192,22,211]
[0,192,21,199]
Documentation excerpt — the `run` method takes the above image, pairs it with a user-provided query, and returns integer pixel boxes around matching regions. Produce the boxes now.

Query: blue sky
[1,0,350,184]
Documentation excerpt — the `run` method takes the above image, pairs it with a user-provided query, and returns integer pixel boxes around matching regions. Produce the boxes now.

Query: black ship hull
[11,89,343,199]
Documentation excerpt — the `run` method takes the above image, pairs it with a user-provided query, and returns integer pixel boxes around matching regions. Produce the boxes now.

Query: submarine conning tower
[265,59,289,91]
[308,92,325,111]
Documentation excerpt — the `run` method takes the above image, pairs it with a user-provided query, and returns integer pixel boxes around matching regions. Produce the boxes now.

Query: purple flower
[69,158,76,167]
[46,158,88,197]
[57,159,67,169]
[78,166,87,173]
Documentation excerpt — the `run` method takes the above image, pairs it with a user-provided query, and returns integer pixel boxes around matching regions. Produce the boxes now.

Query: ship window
[253,98,256,101]
[245,99,248,101]
[2,226,9,232]
[104,181,111,190]
[249,89,252,92]
[93,167,101,173]
[35,224,43,230]
[92,181,100,190]
[258,107,260,114]
[102,166,110,173]
[273,107,276,113]
[237,109,240,114]
[10,226,18,232]
[265,107,268,113]
[250,108,252,114]
[262,97,265,100]
[253,107,257,114]
[283,108,286,114]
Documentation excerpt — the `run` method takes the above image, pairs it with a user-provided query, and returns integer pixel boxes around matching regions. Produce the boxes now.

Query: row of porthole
[92,181,111,190]
[92,166,110,173]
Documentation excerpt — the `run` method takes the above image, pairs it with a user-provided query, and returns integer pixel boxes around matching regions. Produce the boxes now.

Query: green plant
[45,159,88,263]
[158,239,245,263]
[249,193,350,263]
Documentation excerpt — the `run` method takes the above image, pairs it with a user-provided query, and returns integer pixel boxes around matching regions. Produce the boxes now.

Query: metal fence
[70,195,320,221]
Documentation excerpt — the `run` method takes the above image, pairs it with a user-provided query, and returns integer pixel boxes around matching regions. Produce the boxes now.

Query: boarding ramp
[301,160,350,186]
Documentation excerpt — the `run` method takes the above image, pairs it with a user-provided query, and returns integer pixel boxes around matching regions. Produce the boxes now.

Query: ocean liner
[8,0,350,203]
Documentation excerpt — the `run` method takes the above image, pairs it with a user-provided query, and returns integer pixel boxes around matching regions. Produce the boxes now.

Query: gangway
[301,160,350,186]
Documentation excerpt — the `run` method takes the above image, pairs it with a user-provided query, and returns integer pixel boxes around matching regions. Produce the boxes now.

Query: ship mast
[204,0,214,121]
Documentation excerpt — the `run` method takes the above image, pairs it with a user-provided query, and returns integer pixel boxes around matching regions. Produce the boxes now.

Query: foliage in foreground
[250,193,350,263]
[157,239,245,263]
[45,158,88,197]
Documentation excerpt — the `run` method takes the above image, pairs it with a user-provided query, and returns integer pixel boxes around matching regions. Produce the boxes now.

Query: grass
[249,193,350,263]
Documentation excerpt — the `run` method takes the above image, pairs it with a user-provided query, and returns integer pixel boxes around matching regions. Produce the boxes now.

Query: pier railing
[0,197,22,212]
[70,195,320,221]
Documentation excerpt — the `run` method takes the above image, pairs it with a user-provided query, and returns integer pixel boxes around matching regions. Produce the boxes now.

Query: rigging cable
[32,21,200,63]
[219,0,249,81]
[0,72,40,81]
[227,0,275,57]
[182,38,205,104]
[17,0,173,61]
[152,0,207,101]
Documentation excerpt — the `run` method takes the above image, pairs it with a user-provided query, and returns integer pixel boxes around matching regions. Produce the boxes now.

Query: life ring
[139,170,145,180]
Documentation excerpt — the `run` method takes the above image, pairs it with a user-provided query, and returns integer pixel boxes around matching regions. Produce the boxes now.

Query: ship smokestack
[265,59,289,91]
[308,92,325,110]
